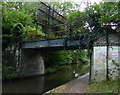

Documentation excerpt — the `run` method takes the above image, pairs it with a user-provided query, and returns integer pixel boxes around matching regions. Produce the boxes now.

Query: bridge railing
[23,1,91,42]
[36,1,68,39]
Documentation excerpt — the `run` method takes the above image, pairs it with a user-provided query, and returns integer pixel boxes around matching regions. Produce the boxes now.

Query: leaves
[2,2,45,49]
[65,2,119,50]
[48,1,80,16]
[42,50,89,68]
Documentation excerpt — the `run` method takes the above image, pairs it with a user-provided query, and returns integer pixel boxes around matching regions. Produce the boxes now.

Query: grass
[85,80,119,93]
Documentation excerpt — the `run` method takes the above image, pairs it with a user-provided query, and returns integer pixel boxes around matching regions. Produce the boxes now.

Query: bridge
[22,38,87,50]
[20,33,120,82]
[17,2,120,82]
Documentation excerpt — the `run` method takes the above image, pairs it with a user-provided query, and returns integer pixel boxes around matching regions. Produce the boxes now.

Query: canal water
[2,64,89,94]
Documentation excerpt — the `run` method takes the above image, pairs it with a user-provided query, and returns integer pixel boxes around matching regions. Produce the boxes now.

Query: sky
[5,0,102,12]
[65,0,101,4]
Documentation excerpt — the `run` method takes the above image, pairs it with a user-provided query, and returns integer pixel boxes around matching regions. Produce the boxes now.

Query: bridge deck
[22,38,87,50]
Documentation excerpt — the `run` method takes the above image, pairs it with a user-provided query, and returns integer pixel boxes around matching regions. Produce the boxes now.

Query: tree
[65,1,120,80]
[2,2,44,79]
[65,2,119,43]
[48,1,80,16]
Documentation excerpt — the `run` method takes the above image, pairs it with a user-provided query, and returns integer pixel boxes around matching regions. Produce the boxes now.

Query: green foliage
[42,50,89,74]
[2,2,44,79]
[42,50,89,68]
[85,80,119,93]
[2,4,34,29]
[60,4,120,76]
[2,2,45,46]
[22,2,39,14]
[45,67,57,74]
[66,10,87,32]
[2,2,33,48]
[36,1,81,39]
[3,1,119,79]
[48,1,80,16]
[2,50,18,79]
[2,1,46,43]
[45,65,72,74]
[79,64,90,75]
[98,2,119,24]
[22,26,45,41]
[85,2,119,28]
[65,2,119,48]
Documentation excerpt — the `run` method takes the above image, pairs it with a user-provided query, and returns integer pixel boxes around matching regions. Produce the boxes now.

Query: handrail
[22,37,65,43]
[38,8,64,24]
[40,1,66,19]
[37,21,48,27]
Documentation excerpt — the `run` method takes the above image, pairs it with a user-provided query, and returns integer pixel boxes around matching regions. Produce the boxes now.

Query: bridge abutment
[18,49,45,77]
[91,33,120,82]
[20,33,119,82]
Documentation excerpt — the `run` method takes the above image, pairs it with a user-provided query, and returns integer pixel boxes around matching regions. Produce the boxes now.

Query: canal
[2,63,89,94]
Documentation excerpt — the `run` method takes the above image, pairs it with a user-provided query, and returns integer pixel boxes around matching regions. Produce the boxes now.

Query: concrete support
[18,49,45,77]
[91,34,120,82]
[108,46,120,80]
[19,33,119,81]
[91,46,107,82]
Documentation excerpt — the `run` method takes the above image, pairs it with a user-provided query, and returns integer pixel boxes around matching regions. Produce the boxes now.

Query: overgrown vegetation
[42,50,89,74]
[2,1,120,79]
[2,2,44,79]
[85,80,119,93]
[66,2,119,46]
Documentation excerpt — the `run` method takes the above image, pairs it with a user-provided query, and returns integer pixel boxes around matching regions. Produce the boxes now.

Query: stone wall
[91,33,120,82]
[18,49,45,77]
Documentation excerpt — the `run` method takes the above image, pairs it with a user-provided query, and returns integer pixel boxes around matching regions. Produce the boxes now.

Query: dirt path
[60,73,89,93]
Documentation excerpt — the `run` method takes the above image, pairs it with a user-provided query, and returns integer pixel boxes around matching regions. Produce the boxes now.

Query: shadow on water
[2,63,89,94]
[2,76,44,93]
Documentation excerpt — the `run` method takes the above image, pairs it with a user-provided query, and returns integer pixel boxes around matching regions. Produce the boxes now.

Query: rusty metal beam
[38,8,64,24]
[40,2,66,20]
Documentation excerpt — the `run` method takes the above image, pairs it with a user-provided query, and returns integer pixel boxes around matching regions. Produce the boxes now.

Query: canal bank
[2,64,89,94]
[44,73,89,94]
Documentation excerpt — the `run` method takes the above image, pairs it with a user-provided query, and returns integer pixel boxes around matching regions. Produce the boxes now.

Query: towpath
[61,73,89,93]
[45,73,89,94]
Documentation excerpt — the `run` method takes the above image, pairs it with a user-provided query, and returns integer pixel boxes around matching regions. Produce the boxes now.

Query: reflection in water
[2,64,88,94]
[3,76,44,93]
